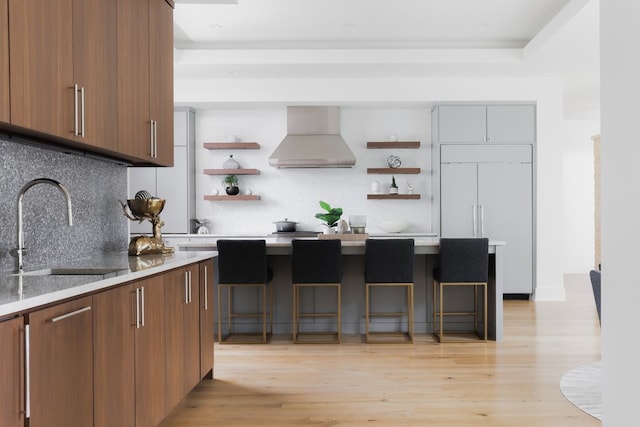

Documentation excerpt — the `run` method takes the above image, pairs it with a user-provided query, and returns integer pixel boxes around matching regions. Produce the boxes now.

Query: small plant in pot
[389,176,399,194]
[315,200,343,234]
[224,174,240,195]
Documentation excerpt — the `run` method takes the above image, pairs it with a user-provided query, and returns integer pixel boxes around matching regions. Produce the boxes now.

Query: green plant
[391,176,398,188]
[315,200,343,228]
[224,174,238,187]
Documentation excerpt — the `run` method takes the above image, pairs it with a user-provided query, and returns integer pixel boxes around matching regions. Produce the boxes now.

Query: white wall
[601,1,640,425]
[194,107,433,235]
[177,75,583,300]
[562,120,600,273]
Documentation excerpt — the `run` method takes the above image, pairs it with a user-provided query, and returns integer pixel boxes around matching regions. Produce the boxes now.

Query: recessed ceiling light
[209,23,223,29]
[343,23,357,30]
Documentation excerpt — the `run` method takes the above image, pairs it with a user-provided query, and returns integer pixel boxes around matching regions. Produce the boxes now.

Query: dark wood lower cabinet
[93,283,136,427]
[0,316,24,427]
[28,296,94,427]
[200,260,215,379]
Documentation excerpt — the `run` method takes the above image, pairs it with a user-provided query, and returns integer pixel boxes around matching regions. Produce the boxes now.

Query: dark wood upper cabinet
[9,0,75,138]
[118,0,174,166]
[0,0,8,124]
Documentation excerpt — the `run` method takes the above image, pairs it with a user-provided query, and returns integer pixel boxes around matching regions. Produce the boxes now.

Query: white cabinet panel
[434,104,535,145]
[487,105,535,143]
[437,105,486,143]
[440,163,478,238]
[478,163,533,294]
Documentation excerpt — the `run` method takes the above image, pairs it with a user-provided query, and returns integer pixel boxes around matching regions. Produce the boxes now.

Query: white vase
[323,227,335,235]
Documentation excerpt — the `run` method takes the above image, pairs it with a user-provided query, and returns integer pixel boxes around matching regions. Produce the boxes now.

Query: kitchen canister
[223,154,240,169]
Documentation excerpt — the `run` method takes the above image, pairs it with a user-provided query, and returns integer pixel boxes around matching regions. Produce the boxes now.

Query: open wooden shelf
[204,195,261,201]
[203,168,260,175]
[367,167,421,174]
[366,141,420,149]
[203,142,260,150]
[367,194,421,200]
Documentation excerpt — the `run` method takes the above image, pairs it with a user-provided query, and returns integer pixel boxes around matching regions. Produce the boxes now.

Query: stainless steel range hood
[269,106,356,168]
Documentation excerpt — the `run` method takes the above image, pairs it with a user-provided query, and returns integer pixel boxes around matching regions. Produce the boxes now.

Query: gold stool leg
[365,284,370,342]
[337,284,342,343]
[217,284,223,342]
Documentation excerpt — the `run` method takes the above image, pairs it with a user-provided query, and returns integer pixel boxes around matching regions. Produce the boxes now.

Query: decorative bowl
[378,219,410,233]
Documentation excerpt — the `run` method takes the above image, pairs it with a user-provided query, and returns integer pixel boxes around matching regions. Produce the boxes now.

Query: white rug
[560,361,602,420]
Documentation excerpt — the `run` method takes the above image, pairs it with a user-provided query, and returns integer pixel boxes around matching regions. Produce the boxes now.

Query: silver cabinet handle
[141,286,145,327]
[189,271,193,303]
[25,324,30,419]
[153,120,158,158]
[204,265,208,311]
[479,205,485,237]
[149,120,155,158]
[51,306,91,323]
[184,271,189,304]
[472,204,477,237]
[80,86,85,137]
[135,287,141,329]
[73,84,79,136]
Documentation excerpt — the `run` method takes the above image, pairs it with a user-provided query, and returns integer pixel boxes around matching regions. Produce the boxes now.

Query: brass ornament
[119,198,175,256]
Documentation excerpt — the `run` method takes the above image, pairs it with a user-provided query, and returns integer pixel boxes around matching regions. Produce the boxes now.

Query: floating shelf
[366,141,421,149]
[367,167,421,174]
[367,194,421,200]
[203,168,260,175]
[204,195,261,201]
[203,142,260,150]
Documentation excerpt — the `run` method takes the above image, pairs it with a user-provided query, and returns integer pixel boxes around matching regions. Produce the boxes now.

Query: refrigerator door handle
[479,205,485,237]
[472,204,477,237]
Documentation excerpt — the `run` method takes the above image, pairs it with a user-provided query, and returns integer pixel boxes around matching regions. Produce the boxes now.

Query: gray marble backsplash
[0,135,129,273]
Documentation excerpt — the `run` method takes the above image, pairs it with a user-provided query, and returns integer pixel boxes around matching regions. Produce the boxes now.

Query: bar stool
[217,239,273,343]
[433,238,489,342]
[364,238,415,343]
[291,239,342,343]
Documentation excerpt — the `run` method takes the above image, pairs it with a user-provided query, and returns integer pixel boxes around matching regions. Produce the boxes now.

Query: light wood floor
[160,275,601,426]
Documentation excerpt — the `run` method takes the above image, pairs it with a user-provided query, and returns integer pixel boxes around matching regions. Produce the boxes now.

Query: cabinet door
[9,0,74,137]
[93,284,136,427]
[165,265,201,411]
[200,260,215,379]
[437,105,486,143]
[29,296,93,427]
[440,162,478,237]
[149,0,174,166]
[117,0,151,161]
[0,316,24,427]
[0,0,8,123]
[72,0,117,151]
[135,276,167,427]
[487,105,536,143]
[478,163,533,293]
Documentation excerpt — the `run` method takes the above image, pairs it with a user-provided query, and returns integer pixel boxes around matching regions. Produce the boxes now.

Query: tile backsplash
[0,136,128,273]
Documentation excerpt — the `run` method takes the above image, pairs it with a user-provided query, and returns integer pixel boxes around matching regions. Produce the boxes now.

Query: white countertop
[0,251,217,318]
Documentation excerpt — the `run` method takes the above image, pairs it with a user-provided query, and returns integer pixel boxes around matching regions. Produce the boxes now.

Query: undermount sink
[13,267,128,277]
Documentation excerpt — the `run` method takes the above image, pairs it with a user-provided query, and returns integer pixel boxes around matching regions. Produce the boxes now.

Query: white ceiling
[173,0,600,119]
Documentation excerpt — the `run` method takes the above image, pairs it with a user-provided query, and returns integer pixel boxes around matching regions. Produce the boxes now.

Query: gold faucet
[16,178,73,272]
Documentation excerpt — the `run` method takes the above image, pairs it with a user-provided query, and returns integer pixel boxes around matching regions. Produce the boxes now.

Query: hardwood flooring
[159,274,601,426]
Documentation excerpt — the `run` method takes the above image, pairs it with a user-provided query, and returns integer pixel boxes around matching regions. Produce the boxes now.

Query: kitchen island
[176,235,505,341]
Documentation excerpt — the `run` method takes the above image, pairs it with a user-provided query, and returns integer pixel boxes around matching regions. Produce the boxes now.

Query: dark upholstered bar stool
[433,238,489,342]
[217,239,273,343]
[364,239,415,343]
[291,239,342,343]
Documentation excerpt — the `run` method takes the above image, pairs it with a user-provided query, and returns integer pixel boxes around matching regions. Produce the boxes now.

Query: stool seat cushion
[217,239,272,284]
[436,238,489,283]
[364,239,414,283]
[292,239,342,283]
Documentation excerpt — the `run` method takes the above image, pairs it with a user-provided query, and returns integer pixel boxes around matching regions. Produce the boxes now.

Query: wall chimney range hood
[268,106,356,168]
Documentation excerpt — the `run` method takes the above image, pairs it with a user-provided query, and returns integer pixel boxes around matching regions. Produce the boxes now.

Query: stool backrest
[438,238,489,283]
[217,239,269,284]
[364,239,414,283]
[292,239,342,283]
